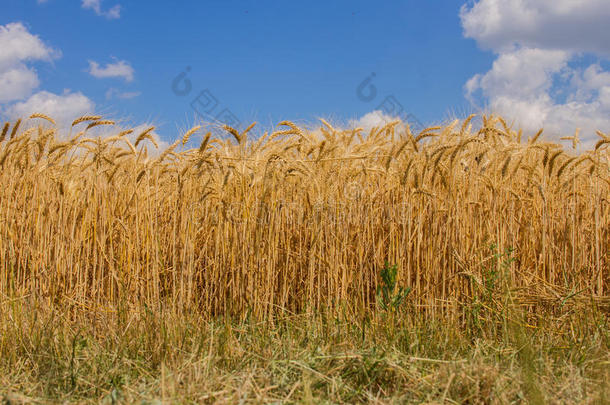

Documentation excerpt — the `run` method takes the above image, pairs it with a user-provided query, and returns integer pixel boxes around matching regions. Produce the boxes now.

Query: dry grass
[0,302,608,404]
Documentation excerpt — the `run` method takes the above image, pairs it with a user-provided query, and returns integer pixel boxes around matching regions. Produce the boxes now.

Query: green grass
[1,298,608,404]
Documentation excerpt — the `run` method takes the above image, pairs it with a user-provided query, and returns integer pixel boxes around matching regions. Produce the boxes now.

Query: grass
[1,293,608,404]
[0,113,608,402]
[1,299,608,403]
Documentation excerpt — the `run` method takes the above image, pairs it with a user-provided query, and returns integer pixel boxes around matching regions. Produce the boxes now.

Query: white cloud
[0,22,58,71]
[105,87,141,100]
[4,93,169,152]
[0,66,41,103]
[2,90,170,152]
[348,110,426,135]
[81,0,121,19]
[466,49,570,103]
[0,22,59,103]
[349,110,401,131]
[4,90,95,129]
[460,0,610,56]
[88,60,134,82]
[0,22,161,149]
[0,22,95,129]
[461,0,610,146]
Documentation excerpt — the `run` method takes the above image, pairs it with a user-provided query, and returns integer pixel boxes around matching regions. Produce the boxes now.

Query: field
[0,114,609,403]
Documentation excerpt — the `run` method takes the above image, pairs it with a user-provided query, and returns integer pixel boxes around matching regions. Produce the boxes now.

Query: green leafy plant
[376,262,412,312]
[485,244,515,296]
[467,244,516,331]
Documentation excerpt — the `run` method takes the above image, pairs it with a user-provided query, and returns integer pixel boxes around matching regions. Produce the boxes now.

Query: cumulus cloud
[81,0,121,19]
[348,110,427,136]
[88,60,134,82]
[3,91,168,152]
[0,22,57,70]
[0,23,96,131]
[0,22,60,103]
[460,0,610,56]
[461,1,610,147]
[0,66,41,103]
[4,90,96,128]
[0,22,163,150]
[349,110,401,131]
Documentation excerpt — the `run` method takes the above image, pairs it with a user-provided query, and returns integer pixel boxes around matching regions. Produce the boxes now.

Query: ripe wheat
[0,114,607,319]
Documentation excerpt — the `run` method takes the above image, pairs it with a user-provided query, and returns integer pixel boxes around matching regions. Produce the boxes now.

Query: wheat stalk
[28,113,56,125]
[72,115,102,127]
[0,113,607,323]
[182,125,201,145]
[9,119,21,140]
[0,123,9,143]
[135,127,157,148]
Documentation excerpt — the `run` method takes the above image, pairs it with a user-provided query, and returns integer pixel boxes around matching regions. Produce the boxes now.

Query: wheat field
[0,113,609,402]
[0,114,608,316]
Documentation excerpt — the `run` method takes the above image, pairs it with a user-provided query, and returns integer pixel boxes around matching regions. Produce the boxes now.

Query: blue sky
[1,1,610,146]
